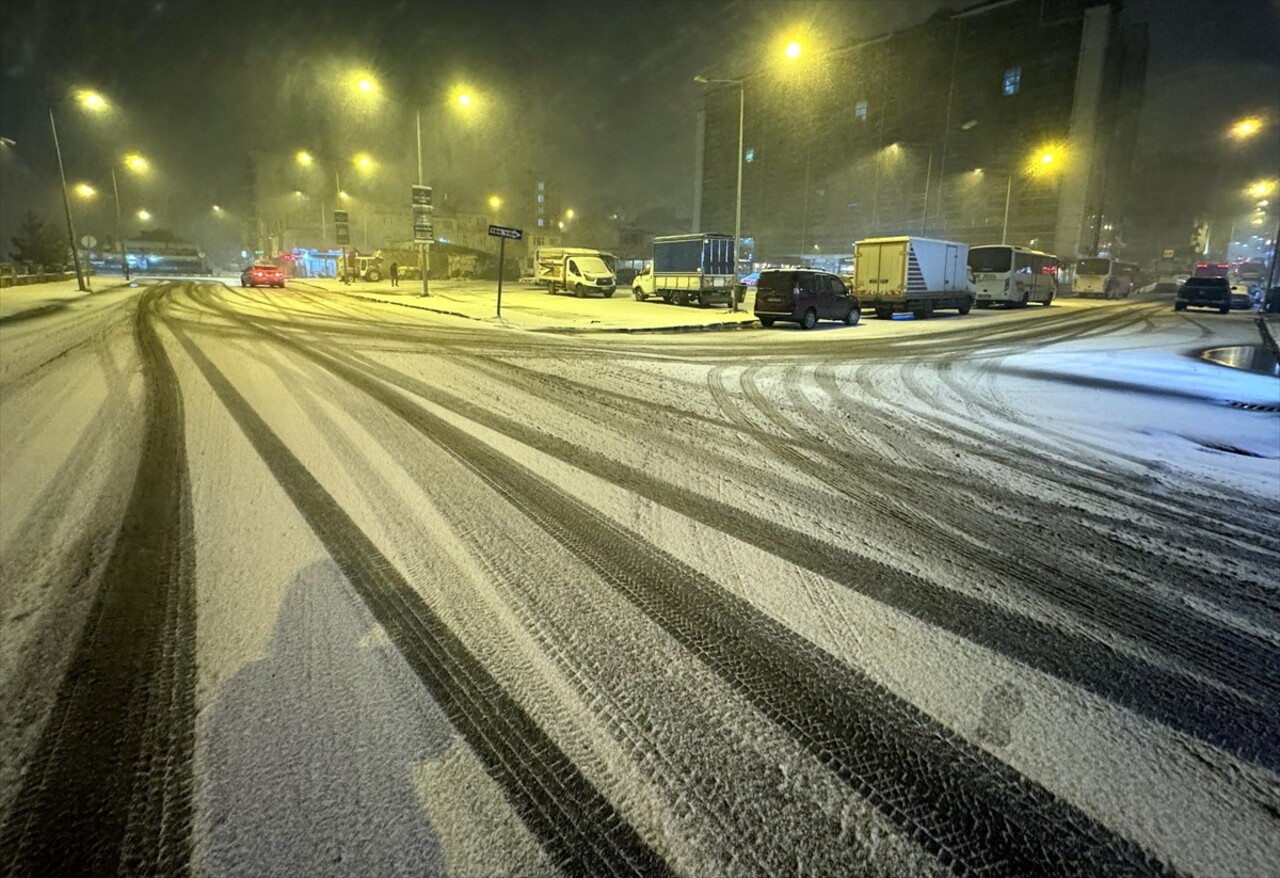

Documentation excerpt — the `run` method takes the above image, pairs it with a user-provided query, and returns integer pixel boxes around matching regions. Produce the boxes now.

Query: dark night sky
[1,0,1277,254]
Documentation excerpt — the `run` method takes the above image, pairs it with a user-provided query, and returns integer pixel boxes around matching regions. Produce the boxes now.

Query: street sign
[488,224,523,241]
[80,235,97,248]
[413,205,433,244]
[334,209,350,245]
[412,185,433,209]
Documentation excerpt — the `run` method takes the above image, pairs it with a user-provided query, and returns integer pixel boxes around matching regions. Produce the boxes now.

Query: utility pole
[48,106,89,292]
[416,108,431,297]
[109,168,130,280]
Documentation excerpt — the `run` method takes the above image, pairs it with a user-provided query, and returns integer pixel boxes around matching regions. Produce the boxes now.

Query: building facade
[696,0,1147,265]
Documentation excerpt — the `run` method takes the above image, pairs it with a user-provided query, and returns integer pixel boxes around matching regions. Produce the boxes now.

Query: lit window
[537,218,544,227]
[537,194,544,203]
[744,147,755,163]
[537,181,545,191]
[1003,66,1021,96]
[855,99,867,120]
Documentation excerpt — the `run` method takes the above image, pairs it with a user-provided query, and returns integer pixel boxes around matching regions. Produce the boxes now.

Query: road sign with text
[334,210,350,245]
[411,185,433,208]
[487,224,522,241]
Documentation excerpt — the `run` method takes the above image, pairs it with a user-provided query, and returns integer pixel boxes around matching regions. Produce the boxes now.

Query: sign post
[412,185,433,297]
[487,224,523,318]
[334,209,350,283]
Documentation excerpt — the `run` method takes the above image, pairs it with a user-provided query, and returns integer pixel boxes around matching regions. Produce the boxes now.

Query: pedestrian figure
[389,261,399,287]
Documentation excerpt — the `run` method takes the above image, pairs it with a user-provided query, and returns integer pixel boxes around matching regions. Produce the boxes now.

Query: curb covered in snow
[289,280,759,335]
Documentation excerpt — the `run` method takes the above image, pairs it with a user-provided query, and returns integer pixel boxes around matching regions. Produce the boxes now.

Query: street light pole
[48,106,89,292]
[416,107,430,297]
[109,168,130,281]
[1001,173,1014,245]
[731,82,744,311]
[694,74,745,310]
[922,152,935,235]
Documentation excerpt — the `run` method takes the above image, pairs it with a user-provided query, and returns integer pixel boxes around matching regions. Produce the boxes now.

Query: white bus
[967,245,1059,307]
[1073,257,1137,299]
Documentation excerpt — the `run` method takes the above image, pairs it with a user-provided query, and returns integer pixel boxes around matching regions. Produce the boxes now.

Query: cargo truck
[853,236,974,319]
[533,247,617,297]
[632,233,741,307]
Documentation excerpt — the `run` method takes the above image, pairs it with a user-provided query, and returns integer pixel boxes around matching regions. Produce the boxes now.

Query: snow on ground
[294,277,760,332]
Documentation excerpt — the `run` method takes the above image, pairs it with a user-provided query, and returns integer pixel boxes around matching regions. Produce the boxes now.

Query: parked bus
[1073,257,1138,299]
[968,245,1059,307]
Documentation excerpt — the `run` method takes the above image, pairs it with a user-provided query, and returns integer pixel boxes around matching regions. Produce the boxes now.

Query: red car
[241,263,285,288]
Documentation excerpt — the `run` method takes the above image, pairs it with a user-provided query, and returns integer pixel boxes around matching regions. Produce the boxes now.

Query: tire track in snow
[297,335,1280,772]
[0,284,197,875]
[743,363,1280,708]
[263,332,1166,876]
[175,292,1171,875]
[165,319,666,877]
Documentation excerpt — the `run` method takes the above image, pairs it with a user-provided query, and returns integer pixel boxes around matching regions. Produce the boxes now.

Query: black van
[754,269,861,329]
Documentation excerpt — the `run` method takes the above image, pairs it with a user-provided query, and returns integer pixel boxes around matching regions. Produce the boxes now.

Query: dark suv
[1174,277,1231,314]
[754,269,861,329]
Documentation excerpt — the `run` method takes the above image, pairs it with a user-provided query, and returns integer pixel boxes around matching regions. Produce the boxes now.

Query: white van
[533,247,617,298]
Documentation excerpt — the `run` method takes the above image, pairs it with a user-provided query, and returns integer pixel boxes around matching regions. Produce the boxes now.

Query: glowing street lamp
[1246,179,1277,199]
[296,150,314,167]
[564,208,575,220]
[124,152,150,173]
[76,90,107,112]
[74,182,97,199]
[137,209,151,221]
[785,41,802,60]
[1228,116,1263,141]
[353,152,373,172]
[457,92,472,108]
[488,194,502,211]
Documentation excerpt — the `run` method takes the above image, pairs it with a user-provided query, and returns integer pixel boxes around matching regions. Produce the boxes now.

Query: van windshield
[577,257,611,276]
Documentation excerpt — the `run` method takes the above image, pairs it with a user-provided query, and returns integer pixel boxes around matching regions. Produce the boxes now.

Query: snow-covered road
[2,280,1277,876]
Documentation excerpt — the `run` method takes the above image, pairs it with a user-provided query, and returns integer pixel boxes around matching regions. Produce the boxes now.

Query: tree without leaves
[9,211,69,269]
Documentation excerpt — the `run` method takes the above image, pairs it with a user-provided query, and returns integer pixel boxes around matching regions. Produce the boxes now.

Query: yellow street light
[488,194,502,210]
[564,208,575,219]
[353,152,373,172]
[76,90,107,112]
[1245,179,1277,199]
[123,152,150,173]
[785,41,802,60]
[296,150,314,167]
[348,70,380,100]
[457,92,472,108]
[1228,116,1262,141]
[74,182,97,199]
[338,190,350,201]
[212,204,224,214]
[1025,143,1066,178]
[558,221,566,231]
[137,209,152,221]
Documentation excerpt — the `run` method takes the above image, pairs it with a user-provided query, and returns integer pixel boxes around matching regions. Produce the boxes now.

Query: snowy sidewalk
[289,277,759,333]
[0,277,137,322]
